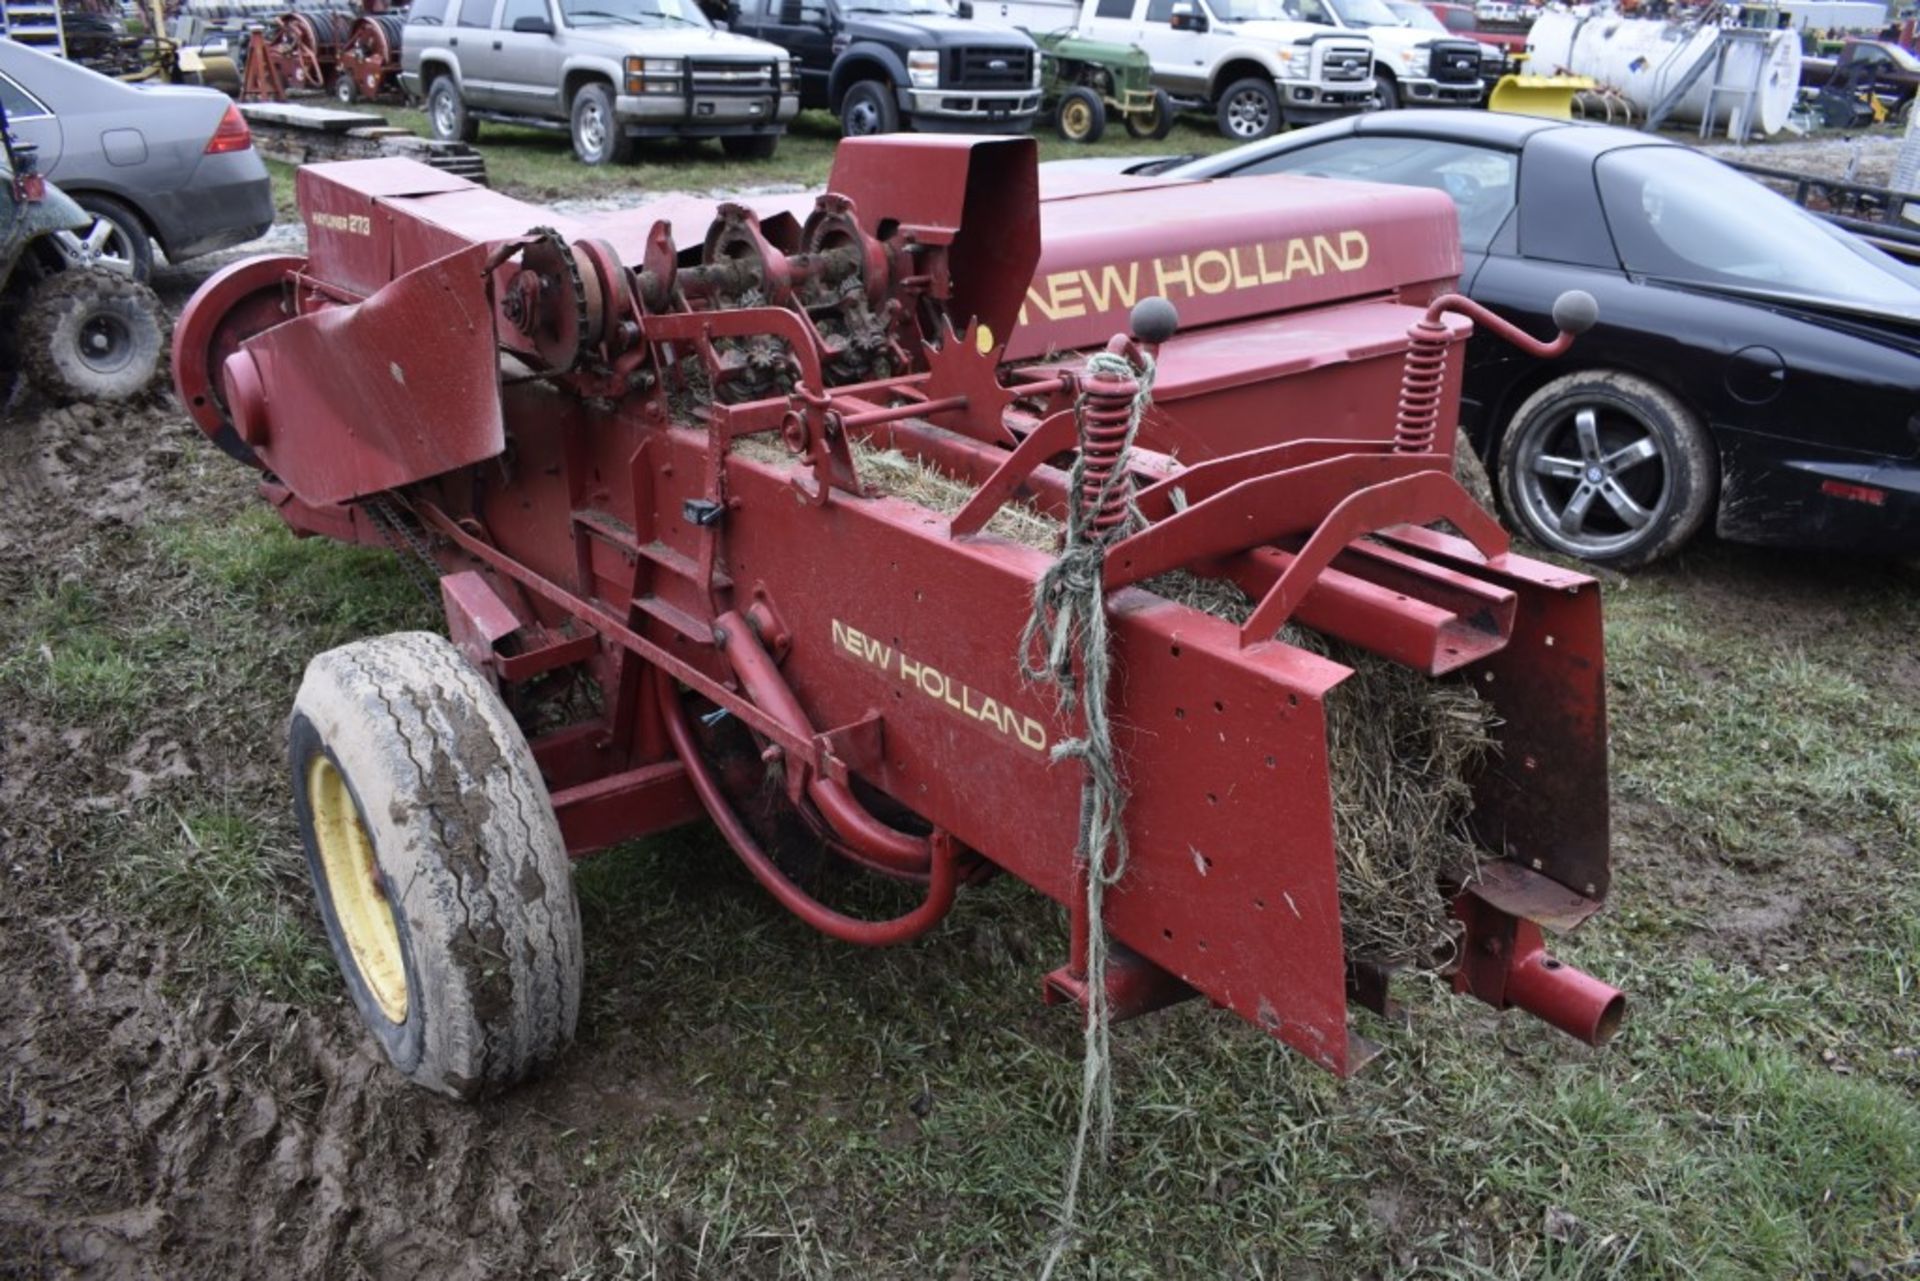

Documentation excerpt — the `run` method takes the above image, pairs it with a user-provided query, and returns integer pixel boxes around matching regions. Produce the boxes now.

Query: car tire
[840,80,899,137]
[722,133,779,160]
[20,267,168,404]
[427,75,478,143]
[63,194,154,283]
[1376,70,1402,110]
[1126,87,1176,140]
[1216,77,1280,141]
[1497,369,1715,568]
[571,81,632,165]
[289,631,583,1100]
[333,71,358,105]
[1055,86,1107,143]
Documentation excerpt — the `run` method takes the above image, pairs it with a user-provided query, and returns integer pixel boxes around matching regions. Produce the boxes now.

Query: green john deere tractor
[1035,33,1176,144]
[1,102,168,405]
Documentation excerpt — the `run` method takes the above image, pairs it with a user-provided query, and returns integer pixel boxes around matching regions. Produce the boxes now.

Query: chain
[365,497,443,607]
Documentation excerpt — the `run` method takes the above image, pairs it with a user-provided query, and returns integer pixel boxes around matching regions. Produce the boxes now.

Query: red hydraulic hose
[654,665,959,946]
[716,610,933,877]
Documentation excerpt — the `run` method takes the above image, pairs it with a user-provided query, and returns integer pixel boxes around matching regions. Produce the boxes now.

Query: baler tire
[1126,87,1176,140]
[1055,86,1107,143]
[427,75,478,143]
[289,631,583,1100]
[20,267,168,405]
[1497,369,1715,569]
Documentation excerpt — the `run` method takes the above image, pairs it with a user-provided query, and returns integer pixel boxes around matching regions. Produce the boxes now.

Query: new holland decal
[831,620,1047,753]
[1019,231,1372,324]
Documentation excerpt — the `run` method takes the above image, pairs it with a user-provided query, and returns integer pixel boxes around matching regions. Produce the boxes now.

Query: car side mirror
[956,0,973,15]
[780,0,803,20]
[1170,3,1209,32]
[512,13,555,32]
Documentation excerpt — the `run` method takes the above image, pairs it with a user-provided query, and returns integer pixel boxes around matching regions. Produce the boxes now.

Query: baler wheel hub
[306,755,409,1023]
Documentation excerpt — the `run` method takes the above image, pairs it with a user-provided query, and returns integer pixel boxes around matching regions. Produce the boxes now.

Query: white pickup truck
[1286,0,1483,108]
[1079,0,1374,138]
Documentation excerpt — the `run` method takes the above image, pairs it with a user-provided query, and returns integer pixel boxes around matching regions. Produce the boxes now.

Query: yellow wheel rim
[307,755,409,1023]
[1063,100,1092,138]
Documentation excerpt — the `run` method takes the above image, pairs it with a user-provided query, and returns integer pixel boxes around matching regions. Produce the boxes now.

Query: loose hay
[747,433,1499,964]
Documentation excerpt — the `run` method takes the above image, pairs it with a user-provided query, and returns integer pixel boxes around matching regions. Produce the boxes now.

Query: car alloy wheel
[432,91,456,137]
[578,100,608,154]
[54,218,137,277]
[1500,370,1714,568]
[1225,88,1271,137]
[846,97,880,135]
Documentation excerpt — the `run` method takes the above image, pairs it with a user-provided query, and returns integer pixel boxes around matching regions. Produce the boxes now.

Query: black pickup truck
[723,0,1041,135]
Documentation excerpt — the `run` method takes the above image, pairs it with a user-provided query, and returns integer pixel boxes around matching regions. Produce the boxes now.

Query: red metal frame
[176,139,1624,1077]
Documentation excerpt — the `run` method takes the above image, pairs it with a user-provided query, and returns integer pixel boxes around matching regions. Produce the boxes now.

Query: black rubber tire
[1497,369,1715,569]
[1216,76,1280,140]
[722,133,779,160]
[1896,97,1913,127]
[1376,70,1401,111]
[333,71,357,104]
[839,80,899,137]
[1055,86,1107,143]
[70,194,154,283]
[427,74,478,143]
[570,81,632,165]
[20,267,168,404]
[1125,87,1176,140]
[289,631,583,1100]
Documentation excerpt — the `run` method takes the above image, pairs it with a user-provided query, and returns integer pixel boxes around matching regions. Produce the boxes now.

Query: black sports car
[1146,113,1920,567]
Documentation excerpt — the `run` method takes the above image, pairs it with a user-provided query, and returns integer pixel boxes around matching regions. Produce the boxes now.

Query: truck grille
[1431,40,1483,83]
[948,47,1032,89]
[1317,44,1372,82]
[689,59,779,93]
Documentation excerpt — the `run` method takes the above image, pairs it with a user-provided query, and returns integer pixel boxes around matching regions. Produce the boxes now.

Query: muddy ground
[3,144,1918,1279]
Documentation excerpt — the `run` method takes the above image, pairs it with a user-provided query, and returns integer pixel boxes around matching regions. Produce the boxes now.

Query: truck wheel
[1055,86,1107,142]
[722,133,779,159]
[289,631,583,1100]
[57,194,153,282]
[571,81,632,164]
[1376,70,1402,110]
[1126,87,1176,139]
[1217,77,1279,140]
[427,75,478,143]
[333,71,358,105]
[20,267,167,404]
[1497,369,1715,569]
[840,80,899,137]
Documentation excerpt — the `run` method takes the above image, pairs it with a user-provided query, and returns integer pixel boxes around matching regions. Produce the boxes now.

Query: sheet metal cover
[1006,175,1462,360]
[240,241,505,506]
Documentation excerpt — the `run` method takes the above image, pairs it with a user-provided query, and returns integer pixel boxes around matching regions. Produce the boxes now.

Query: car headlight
[908,48,940,89]
[1283,47,1312,78]
[1032,55,1043,87]
[625,55,683,94]
[1398,45,1430,76]
[779,57,798,90]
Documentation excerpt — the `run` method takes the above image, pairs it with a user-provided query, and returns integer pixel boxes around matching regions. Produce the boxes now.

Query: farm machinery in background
[171,137,1622,1104]
[235,0,407,104]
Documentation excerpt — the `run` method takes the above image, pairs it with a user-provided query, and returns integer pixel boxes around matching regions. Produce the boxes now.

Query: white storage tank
[1527,10,1803,137]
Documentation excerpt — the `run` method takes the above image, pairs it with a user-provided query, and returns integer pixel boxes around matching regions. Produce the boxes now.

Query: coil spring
[1394,315,1451,454]
[1078,369,1137,540]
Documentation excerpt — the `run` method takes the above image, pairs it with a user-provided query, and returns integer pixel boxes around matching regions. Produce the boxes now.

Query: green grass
[377,106,1236,198]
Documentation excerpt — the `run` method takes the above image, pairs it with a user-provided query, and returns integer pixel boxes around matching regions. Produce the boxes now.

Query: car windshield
[843,0,955,12]
[1327,0,1405,27]
[1386,1,1447,31]
[562,0,708,26]
[1596,147,1920,312]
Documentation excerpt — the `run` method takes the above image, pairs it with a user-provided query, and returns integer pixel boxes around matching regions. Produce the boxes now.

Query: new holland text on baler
[173,138,1620,1099]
